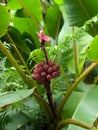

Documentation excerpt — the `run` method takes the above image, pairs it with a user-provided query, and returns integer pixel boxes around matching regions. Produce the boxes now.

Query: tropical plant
[0,0,98,130]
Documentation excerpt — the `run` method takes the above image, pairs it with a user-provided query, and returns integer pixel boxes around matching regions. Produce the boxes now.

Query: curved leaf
[5,110,31,130]
[86,35,98,61]
[64,0,98,26]
[46,5,63,40]
[64,0,98,36]
[0,89,34,111]
[58,5,72,41]
[4,97,41,130]
[61,91,84,120]
[68,86,98,130]
[17,0,42,23]
[12,16,40,48]
[8,26,36,56]
[0,4,11,37]
[8,0,22,10]
[8,0,43,47]
[8,0,42,22]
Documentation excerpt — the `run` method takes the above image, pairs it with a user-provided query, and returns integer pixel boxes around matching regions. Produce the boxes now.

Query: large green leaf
[86,35,98,61]
[8,26,36,56]
[64,0,98,26]
[53,0,64,5]
[58,5,72,41]
[18,0,42,22]
[0,89,34,110]
[0,4,11,37]
[62,82,91,116]
[46,5,63,40]
[4,97,40,130]
[8,0,42,22]
[57,3,93,74]
[61,91,83,120]
[4,110,31,130]
[68,86,98,130]
[64,0,98,36]
[12,17,40,47]
[61,82,90,130]
[8,0,43,47]
[8,0,22,10]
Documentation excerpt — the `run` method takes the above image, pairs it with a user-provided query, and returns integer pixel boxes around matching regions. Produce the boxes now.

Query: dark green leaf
[64,0,98,36]
[5,110,31,130]
[64,0,98,26]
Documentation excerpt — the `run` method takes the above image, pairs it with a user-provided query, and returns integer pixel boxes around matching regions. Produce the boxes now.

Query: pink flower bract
[37,29,50,42]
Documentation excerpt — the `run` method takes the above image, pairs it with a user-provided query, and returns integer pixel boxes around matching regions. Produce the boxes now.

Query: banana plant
[0,1,98,130]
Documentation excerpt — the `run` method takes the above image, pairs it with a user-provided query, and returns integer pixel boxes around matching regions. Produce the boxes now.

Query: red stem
[41,42,49,64]
[41,41,56,118]
[45,81,56,118]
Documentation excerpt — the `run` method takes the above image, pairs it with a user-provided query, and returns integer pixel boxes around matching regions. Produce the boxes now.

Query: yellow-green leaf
[0,4,11,37]
[86,36,98,61]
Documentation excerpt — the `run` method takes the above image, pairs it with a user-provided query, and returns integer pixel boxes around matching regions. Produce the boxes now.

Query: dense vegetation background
[0,0,98,130]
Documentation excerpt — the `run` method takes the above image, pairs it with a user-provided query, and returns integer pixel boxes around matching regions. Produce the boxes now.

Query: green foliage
[0,88,34,111]
[29,29,93,74]
[8,0,43,47]
[0,4,11,37]
[0,97,46,130]
[29,46,57,65]
[64,0,98,26]
[59,29,93,74]
[1,0,98,130]
[53,0,64,5]
[68,86,98,130]
[64,0,98,36]
[8,26,36,57]
[0,57,27,91]
[46,4,63,40]
[86,36,98,61]
[8,0,22,10]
